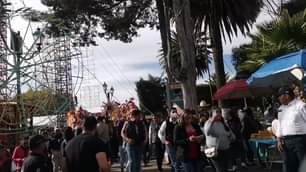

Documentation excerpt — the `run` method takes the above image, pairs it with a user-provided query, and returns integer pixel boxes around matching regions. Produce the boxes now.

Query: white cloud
[82,29,163,106]
[10,0,275,112]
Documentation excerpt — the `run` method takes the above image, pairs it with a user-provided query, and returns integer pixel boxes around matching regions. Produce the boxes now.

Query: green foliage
[189,0,263,90]
[158,31,210,79]
[232,10,306,75]
[281,0,306,16]
[20,89,70,116]
[38,0,158,43]
[135,75,166,115]
[205,73,232,86]
[192,0,263,41]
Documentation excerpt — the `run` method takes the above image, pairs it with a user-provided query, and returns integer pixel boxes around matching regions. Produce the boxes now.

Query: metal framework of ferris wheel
[0,2,86,133]
[0,0,9,101]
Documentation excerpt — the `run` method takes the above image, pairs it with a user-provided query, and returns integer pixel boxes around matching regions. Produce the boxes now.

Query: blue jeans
[166,144,181,172]
[182,160,202,172]
[119,144,128,172]
[126,144,142,172]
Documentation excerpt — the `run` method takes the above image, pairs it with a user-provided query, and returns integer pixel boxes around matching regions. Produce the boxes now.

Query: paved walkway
[111,160,282,172]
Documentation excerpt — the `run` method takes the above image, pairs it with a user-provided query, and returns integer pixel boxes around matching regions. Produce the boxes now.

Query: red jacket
[12,146,28,171]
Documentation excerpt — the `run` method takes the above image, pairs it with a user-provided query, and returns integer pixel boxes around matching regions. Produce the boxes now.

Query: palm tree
[281,0,306,16]
[157,29,210,109]
[158,31,211,79]
[191,0,263,92]
[205,73,232,86]
[160,0,262,108]
[233,10,306,74]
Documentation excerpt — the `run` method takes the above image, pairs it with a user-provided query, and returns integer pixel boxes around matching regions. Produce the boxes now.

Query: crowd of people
[1,86,306,172]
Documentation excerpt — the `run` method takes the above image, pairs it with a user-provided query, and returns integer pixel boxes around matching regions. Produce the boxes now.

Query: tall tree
[282,0,306,16]
[191,0,263,92]
[155,0,172,80]
[136,75,166,114]
[171,0,198,109]
[40,0,262,109]
[158,32,210,80]
[39,0,158,43]
[205,73,232,86]
[232,10,306,74]
[20,89,70,116]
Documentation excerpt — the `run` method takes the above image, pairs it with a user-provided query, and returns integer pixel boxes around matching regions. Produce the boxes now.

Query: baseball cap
[278,86,294,97]
[29,135,48,150]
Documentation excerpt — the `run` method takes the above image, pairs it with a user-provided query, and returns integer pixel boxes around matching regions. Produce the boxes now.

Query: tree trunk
[156,0,172,110]
[172,0,197,110]
[156,0,168,59]
[210,4,226,107]
[156,0,172,81]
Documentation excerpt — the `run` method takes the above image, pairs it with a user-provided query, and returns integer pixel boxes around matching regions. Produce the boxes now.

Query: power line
[98,44,139,91]
[91,47,138,98]
[81,50,155,115]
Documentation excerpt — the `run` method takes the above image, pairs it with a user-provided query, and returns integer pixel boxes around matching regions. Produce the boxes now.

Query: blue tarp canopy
[247,49,306,87]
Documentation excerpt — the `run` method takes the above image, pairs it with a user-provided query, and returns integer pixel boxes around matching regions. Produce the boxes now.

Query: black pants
[143,143,150,165]
[154,142,165,171]
[229,140,246,166]
[283,135,306,172]
[211,149,230,172]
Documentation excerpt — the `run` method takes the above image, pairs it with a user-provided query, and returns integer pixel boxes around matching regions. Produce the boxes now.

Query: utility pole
[11,28,43,132]
[11,31,23,128]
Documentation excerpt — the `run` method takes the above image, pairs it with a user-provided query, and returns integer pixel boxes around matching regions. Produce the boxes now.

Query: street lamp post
[102,82,115,116]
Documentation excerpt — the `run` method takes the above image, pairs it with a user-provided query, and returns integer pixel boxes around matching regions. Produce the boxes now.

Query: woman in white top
[204,108,235,172]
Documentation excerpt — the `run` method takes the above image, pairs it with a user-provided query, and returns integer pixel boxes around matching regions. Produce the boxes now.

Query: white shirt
[271,119,280,137]
[149,122,159,144]
[204,120,235,150]
[158,118,176,144]
[158,121,167,144]
[278,99,306,137]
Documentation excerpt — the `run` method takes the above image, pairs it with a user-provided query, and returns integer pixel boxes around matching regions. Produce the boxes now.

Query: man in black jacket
[65,116,110,172]
[22,135,53,172]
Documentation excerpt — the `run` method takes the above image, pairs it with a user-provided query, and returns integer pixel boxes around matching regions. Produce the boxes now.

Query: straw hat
[199,100,210,107]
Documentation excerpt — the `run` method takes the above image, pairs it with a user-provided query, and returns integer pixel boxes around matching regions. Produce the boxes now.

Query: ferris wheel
[0,4,86,133]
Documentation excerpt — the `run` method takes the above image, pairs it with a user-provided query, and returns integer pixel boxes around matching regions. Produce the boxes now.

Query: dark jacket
[174,123,203,162]
[126,121,146,145]
[22,153,53,172]
[165,119,175,144]
[242,116,262,139]
[228,117,243,141]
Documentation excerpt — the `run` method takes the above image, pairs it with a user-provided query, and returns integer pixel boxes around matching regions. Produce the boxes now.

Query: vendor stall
[213,79,272,100]
[247,49,306,88]
[249,131,282,169]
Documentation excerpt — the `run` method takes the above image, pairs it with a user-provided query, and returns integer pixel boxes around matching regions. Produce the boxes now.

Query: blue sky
[11,0,274,112]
